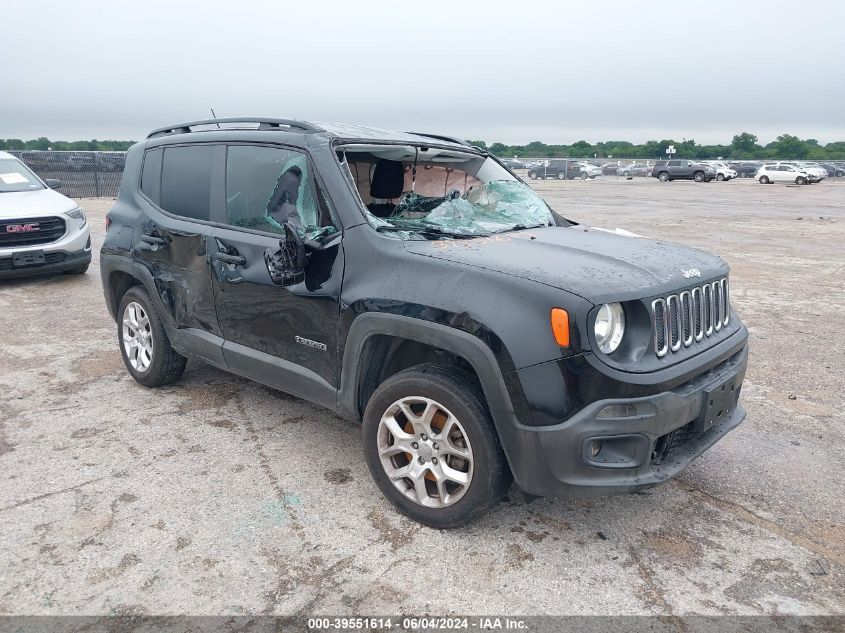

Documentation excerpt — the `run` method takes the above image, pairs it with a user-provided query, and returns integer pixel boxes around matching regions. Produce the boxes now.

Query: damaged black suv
[101,118,749,528]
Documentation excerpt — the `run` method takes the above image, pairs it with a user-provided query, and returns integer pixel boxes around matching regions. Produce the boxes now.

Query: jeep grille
[652,278,729,358]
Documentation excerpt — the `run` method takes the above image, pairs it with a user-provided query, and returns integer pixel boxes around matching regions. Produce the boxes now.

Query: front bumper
[0,246,91,278]
[502,344,748,498]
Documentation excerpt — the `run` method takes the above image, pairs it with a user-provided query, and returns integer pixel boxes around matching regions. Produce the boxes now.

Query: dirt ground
[0,177,843,617]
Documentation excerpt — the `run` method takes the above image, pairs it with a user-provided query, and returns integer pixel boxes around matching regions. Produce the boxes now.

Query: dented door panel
[131,221,220,335]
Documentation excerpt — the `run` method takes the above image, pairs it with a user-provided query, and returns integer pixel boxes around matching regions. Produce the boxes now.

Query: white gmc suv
[0,151,91,278]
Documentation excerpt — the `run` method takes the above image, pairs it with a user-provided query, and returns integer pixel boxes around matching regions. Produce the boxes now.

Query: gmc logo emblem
[6,223,39,233]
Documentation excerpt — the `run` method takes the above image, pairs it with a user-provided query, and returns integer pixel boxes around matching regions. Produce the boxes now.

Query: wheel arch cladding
[339,312,527,420]
[338,312,534,482]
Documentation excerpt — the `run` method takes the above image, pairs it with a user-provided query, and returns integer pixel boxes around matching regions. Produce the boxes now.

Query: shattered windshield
[340,145,557,239]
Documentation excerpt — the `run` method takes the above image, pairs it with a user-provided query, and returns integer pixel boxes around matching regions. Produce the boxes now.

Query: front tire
[796,176,807,185]
[557,172,566,180]
[759,176,770,184]
[694,171,705,182]
[528,171,537,180]
[118,286,186,387]
[362,364,511,528]
[580,171,588,180]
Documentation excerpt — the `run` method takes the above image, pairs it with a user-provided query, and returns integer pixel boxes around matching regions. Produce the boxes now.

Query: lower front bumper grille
[652,420,700,463]
[0,252,68,271]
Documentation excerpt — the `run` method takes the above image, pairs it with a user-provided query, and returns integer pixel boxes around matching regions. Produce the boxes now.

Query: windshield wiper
[376,225,488,239]
[495,223,551,234]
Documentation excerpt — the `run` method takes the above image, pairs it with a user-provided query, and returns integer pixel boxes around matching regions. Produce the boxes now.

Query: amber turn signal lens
[550,308,570,347]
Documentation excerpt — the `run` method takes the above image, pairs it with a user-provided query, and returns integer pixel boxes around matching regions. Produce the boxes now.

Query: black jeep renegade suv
[101,118,749,528]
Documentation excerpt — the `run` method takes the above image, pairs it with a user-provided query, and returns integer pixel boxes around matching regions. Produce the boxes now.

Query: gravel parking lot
[1,177,843,617]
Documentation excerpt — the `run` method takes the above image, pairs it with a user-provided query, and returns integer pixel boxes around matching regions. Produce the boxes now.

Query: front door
[210,144,344,407]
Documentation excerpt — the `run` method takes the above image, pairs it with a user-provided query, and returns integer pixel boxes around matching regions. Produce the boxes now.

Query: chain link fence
[8,150,126,198]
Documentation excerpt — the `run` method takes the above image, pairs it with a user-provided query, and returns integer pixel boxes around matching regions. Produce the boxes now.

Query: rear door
[209,143,344,406]
[134,143,223,347]
[667,159,682,177]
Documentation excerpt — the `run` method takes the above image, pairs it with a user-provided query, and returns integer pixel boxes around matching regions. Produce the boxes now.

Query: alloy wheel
[377,396,474,508]
[122,301,153,372]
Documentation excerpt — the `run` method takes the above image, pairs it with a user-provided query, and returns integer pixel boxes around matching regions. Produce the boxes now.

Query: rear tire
[557,172,566,180]
[657,171,669,182]
[118,286,186,387]
[716,173,725,181]
[528,172,537,180]
[362,364,511,528]
[759,176,770,184]
[796,177,807,185]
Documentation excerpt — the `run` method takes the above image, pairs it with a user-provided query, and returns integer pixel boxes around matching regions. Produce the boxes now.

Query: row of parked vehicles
[504,157,844,184]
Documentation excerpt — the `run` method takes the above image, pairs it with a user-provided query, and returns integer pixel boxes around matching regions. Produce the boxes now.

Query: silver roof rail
[405,132,470,147]
[147,118,321,139]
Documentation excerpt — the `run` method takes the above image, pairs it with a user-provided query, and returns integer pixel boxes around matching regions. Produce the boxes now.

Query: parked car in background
[97,152,127,172]
[618,163,651,177]
[601,162,619,175]
[728,161,763,178]
[577,162,602,179]
[701,161,737,181]
[527,159,581,180]
[66,155,97,171]
[755,164,809,185]
[819,162,845,177]
[651,160,715,182]
[0,151,92,277]
[796,162,828,182]
[17,151,51,171]
[779,162,825,183]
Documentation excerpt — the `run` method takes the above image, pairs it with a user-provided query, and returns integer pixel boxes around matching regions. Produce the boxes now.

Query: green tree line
[0,137,135,152]
[3,132,844,160]
[466,133,845,160]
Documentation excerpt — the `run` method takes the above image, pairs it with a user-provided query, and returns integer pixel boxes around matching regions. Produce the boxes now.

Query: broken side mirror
[264,222,306,286]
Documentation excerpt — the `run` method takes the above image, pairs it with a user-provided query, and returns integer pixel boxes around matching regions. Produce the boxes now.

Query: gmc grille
[0,216,66,248]
[652,278,729,357]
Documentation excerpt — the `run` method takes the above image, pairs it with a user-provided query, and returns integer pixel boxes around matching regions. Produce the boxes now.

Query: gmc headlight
[66,207,87,229]
[594,302,625,354]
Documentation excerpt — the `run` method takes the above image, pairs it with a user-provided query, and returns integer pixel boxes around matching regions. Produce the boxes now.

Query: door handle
[213,252,246,266]
[140,234,167,246]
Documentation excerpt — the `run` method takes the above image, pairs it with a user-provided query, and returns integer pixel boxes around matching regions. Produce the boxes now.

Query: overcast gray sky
[4,0,844,144]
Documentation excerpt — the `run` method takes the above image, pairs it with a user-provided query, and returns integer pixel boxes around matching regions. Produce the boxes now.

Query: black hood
[403,225,728,304]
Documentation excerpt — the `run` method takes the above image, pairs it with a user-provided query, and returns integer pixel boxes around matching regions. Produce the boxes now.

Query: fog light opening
[590,440,603,458]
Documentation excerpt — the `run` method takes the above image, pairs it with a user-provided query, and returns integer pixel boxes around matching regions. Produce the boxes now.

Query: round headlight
[594,303,625,354]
